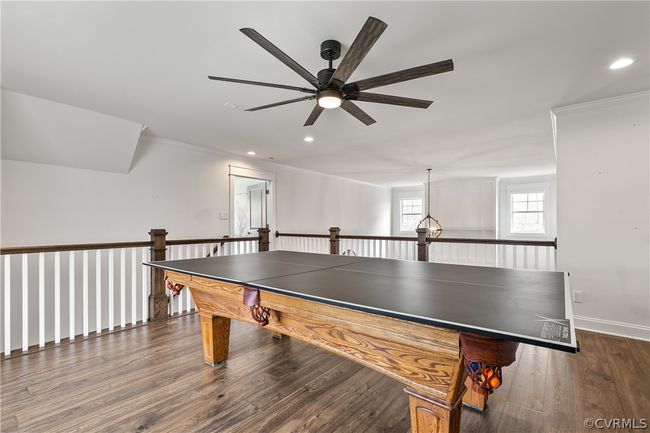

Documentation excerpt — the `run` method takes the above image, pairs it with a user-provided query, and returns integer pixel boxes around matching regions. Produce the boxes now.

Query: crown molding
[551,90,649,115]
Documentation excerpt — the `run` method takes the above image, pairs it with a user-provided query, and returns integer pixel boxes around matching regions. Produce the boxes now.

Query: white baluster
[131,248,137,325]
[96,250,102,334]
[69,251,75,340]
[545,247,551,271]
[167,246,174,315]
[513,245,519,269]
[120,249,126,328]
[108,249,114,331]
[54,251,61,343]
[523,246,529,269]
[552,247,557,271]
[38,254,45,347]
[21,254,28,351]
[534,246,539,270]
[142,247,148,324]
[4,255,11,355]
[187,246,194,308]
[83,250,89,336]
[202,244,207,258]
[178,246,184,313]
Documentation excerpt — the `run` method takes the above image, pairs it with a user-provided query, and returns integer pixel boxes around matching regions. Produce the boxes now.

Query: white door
[232,176,269,237]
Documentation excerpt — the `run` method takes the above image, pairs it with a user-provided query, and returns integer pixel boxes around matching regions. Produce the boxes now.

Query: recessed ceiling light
[247,151,256,155]
[304,136,314,142]
[609,57,634,70]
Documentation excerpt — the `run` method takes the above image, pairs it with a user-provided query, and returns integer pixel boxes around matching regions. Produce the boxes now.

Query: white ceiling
[2,1,648,186]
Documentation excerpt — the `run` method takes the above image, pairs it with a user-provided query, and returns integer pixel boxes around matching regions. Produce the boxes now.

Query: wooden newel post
[258,227,270,252]
[416,228,429,262]
[329,227,340,255]
[148,229,169,321]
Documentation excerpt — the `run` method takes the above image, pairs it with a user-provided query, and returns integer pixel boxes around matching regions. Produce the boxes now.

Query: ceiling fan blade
[328,17,387,88]
[245,95,315,112]
[208,76,316,94]
[340,100,376,125]
[304,104,324,126]
[343,59,454,92]
[240,28,321,89]
[351,92,432,109]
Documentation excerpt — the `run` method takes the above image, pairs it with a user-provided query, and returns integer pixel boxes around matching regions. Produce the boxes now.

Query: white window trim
[393,189,424,235]
[502,181,552,239]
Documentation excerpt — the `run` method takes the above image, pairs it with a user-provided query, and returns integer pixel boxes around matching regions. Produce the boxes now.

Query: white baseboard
[574,315,650,342]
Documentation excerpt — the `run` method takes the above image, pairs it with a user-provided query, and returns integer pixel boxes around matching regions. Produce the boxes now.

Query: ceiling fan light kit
[208,16,454,126]
[317,89,342,109]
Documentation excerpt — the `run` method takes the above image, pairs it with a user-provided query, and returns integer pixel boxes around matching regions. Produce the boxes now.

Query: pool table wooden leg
[462,377,488,411]
[405,388,463,433]
[199,313,230,366]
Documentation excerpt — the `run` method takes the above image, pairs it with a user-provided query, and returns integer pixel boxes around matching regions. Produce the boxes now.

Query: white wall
[425,177,497,238]
[555,91,650,340]
[1,135,391,247]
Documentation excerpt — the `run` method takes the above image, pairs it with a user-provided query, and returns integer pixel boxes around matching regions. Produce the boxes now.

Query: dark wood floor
[2,314,649,433]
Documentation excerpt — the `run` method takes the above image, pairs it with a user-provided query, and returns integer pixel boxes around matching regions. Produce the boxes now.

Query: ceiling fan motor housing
[317,68,336,86]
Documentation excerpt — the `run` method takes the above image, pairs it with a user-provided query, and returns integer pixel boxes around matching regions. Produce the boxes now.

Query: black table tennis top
[146,250,577,352]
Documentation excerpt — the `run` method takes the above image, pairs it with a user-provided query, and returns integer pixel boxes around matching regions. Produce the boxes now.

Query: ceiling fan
[208,16,454,126]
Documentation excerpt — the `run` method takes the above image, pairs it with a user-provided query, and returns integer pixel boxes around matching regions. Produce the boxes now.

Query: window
[510,192,545,234]
[400,198,423,232]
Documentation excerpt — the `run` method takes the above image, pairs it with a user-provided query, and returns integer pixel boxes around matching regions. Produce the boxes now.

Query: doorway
[232,176,268,237]
[229,166,276,242]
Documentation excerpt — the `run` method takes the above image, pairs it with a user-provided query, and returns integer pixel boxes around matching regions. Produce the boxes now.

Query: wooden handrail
[339,235,417,241]
[0,236,260,255]
[166,236,259,246]
[275,231,556,248]
[275,231,330,239]
[427,237,556,247]
[0,241,153,255]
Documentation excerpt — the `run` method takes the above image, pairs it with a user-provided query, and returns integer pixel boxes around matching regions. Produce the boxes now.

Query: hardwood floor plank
[503,344,549,412]
[495,402,544,433]
[596,333,650,423]
[542,350,577,433]
[573,331,628,433]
